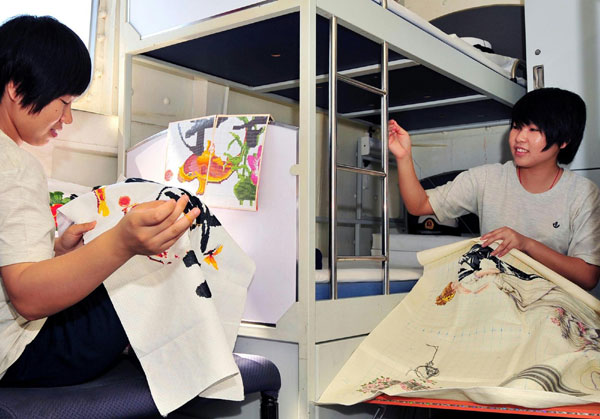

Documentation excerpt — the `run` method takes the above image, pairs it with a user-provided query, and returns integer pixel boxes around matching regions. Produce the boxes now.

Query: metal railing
[328,8,390,299]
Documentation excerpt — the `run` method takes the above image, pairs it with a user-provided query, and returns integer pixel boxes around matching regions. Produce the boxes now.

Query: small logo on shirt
[553,222,560,229]
[424,219,435,230]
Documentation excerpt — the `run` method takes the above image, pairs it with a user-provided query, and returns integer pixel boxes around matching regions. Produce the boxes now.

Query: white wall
[22,110,119,187]
[410,124,511,180]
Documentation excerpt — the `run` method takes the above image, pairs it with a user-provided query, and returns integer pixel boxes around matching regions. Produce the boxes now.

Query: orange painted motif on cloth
[118,195,137,214]
[94,187,110,217]
[203,245,223,270]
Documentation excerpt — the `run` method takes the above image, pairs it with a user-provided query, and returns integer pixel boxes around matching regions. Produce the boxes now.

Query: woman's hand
[54,221,97,256]
[112,195,200,258]
[481,227,532,258]
[388,119,412,161]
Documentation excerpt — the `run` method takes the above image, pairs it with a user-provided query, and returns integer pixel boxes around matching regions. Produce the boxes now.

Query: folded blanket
[58,179,255,415]
[319,238,600,408]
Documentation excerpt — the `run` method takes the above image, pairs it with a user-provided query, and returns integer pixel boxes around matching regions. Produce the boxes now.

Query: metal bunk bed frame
[116,0,525,417]
[328,10,390,299]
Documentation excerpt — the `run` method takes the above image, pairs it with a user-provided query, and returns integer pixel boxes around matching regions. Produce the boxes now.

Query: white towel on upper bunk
[319,238,600,408]
[57,180,255,416]
[385,1,522,83]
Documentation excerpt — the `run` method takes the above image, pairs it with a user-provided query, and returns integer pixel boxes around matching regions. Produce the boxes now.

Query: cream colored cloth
[58,180,255,415]
[319,238,600,408]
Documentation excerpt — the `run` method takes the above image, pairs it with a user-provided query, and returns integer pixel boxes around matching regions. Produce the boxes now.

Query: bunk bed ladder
[328,4,390,300]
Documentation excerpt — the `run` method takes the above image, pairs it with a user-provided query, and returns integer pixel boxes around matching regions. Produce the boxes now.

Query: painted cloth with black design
[57,179,255,416]
[319,238,600,408]
[425,161,600,267]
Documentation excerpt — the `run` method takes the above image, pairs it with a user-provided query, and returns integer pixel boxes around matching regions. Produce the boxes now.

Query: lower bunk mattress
[315,267,422,300]
[315,234,469,300]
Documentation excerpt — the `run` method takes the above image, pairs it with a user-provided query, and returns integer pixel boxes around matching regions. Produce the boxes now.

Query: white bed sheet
[371,233,471,269]
[372,233,469,252]
[382,1,521,82]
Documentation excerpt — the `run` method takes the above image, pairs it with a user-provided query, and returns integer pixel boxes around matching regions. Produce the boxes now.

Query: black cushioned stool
[0,353,280,419]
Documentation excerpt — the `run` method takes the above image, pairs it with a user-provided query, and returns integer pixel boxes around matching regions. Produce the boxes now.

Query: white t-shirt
[426,161,600,266]
[0,130,53,377]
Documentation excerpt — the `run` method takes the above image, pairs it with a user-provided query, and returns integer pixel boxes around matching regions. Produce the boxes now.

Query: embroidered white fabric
[57,180,255,415]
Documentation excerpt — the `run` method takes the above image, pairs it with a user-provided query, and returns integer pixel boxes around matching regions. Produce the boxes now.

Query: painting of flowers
[164,114,271,210]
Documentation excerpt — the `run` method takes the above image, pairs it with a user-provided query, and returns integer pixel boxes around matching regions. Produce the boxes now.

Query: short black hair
[0,15,91,114]
[511,87,586,165]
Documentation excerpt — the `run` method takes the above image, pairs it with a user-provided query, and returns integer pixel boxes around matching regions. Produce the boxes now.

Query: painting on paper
[164,114,271,211]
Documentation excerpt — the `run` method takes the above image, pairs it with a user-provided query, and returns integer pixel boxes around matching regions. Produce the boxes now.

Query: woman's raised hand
[388,119,412,161]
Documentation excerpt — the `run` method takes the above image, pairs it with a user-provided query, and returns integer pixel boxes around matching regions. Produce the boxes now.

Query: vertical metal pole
[329,16,338,300]
[355,142,363,256]
[381,41,390,294]
[298,1,317,415]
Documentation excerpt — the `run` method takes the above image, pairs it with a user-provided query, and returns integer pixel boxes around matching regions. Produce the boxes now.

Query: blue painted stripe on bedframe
[315,280,418,300]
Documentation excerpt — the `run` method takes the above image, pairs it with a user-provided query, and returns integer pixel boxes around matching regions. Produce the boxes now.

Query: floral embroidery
[49,191,76,227]
[203,245,223,270]
[358,377,401,394]
[357,376,436,394]
[436,281,456,305]
[94,187,110,217]
[248,145,262,186]
[551,307,600,352]
[118,195,137,214]
[178,140,233,195]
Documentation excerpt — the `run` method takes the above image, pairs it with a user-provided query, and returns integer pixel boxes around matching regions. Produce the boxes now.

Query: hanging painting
[164,114,271,211]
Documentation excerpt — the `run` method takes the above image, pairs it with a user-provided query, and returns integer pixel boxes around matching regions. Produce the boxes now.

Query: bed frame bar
[329,1,391,300]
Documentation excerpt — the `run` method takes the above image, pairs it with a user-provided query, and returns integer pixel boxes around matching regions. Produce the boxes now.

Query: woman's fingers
[481,230,505,254]
[153,195,192,232]
[480,232,498,249]
[117,194,204,256]
[132,199,177,227]
[491,241,508,257]
[482,230,514,257]
[152,207,200,249]
[68,221,97,235]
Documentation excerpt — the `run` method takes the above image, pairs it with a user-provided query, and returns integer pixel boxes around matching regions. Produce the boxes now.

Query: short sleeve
[0,154,55,267]
[426,167,483,224]
[568,180,600,266]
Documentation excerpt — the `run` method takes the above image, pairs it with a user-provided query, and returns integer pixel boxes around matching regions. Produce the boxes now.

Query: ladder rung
[337,74,386,96]
[337,163,386,177]
[337,255,388,262]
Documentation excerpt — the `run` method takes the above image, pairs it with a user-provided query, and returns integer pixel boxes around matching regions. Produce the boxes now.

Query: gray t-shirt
[426,161,600,266]
[0,130,51,377]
